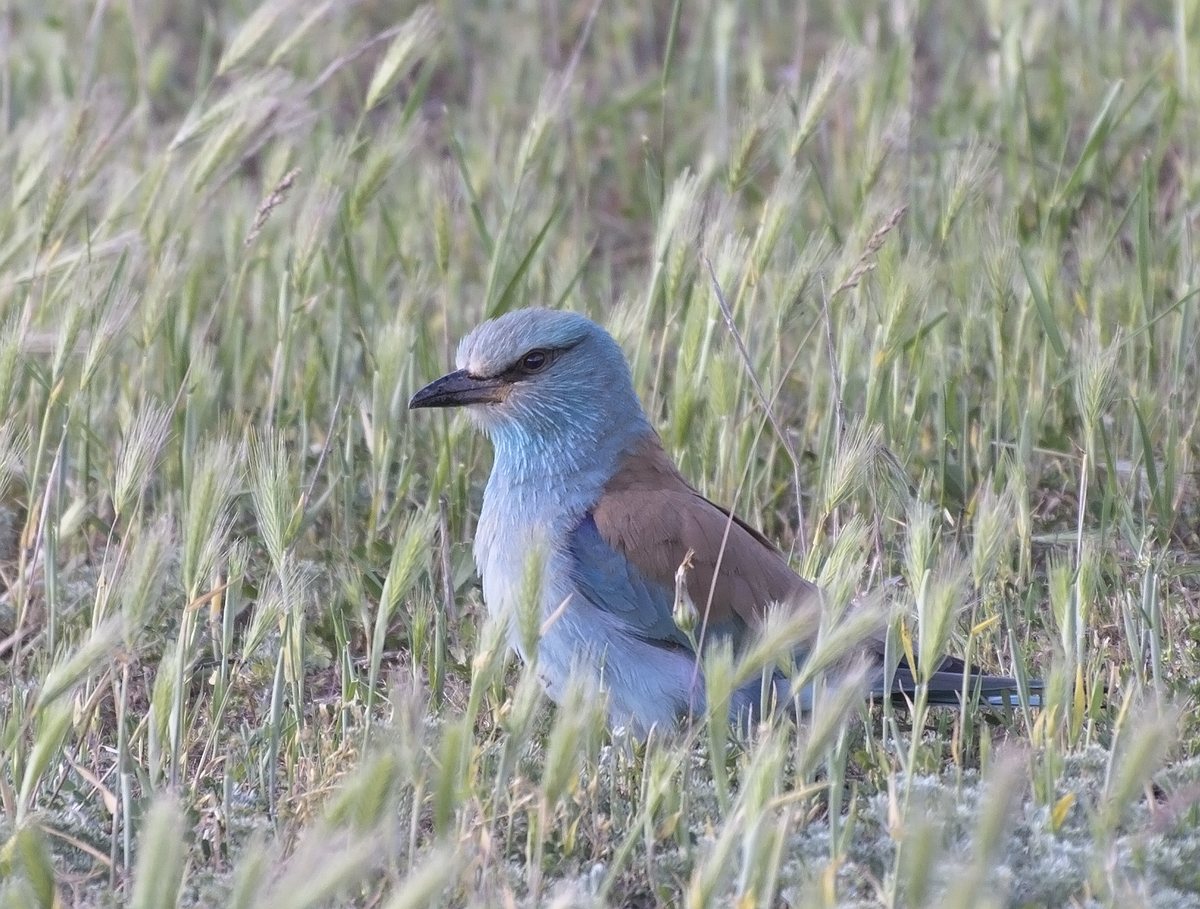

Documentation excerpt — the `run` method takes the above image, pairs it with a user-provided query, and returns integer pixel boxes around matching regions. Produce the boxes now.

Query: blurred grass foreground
[2,1,1200,906]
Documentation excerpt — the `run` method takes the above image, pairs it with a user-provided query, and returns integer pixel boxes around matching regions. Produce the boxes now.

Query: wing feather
[591,434,818,634]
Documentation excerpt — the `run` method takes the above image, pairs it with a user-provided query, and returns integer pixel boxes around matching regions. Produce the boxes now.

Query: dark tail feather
[884,656,1043,709]
[729,655,1042,729]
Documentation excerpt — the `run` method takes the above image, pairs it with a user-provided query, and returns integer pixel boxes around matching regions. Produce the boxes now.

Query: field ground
[3,0,1200,906]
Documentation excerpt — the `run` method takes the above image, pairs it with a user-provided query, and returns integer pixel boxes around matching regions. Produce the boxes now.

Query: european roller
[410,308,1034,734]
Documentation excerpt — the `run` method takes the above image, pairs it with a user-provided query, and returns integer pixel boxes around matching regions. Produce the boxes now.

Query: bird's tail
[728,655,1041,730]
[883,655,1042,709]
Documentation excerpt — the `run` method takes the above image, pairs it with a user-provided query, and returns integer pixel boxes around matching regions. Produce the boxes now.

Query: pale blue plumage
[456,311,700,731]
[567,515,691,650]
[421,309,825,730]
[568,514,805,723]
[409,307,1040,734]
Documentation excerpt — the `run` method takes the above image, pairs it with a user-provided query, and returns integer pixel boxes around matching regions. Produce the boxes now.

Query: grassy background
[2,0,1200,905]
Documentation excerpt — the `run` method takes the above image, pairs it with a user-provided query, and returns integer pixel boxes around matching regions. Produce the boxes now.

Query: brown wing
[591,434,819,631]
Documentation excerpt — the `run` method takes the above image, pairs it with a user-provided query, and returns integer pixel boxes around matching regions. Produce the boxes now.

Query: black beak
[409,369,507,409]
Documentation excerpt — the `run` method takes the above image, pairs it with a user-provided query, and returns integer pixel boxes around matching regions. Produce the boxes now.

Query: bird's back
[590,434,820,639]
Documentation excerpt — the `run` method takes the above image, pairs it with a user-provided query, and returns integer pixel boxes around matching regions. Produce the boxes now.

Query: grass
[1,0,1200,905]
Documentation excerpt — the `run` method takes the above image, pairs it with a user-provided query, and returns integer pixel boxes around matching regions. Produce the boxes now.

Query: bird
[410,307,1037,735]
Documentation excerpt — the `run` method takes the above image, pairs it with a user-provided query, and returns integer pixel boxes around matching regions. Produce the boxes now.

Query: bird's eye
[519,349,550,373]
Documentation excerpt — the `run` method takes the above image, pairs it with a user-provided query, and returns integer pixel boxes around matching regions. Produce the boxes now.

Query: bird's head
[409,308,650,448]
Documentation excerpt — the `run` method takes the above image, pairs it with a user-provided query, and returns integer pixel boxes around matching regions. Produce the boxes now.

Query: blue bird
[410,308,1036,734]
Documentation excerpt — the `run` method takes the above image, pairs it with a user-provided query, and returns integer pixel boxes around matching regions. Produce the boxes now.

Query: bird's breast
[476,482,572,612]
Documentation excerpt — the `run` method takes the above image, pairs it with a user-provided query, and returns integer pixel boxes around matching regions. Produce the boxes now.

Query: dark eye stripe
[491,338,583,381]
